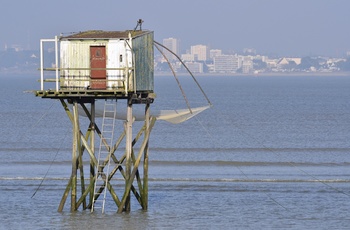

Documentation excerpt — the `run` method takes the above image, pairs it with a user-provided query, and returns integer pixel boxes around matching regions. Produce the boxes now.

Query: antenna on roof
[134,19,144,31]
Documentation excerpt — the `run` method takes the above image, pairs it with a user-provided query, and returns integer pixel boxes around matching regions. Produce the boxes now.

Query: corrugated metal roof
[61,30,151,40]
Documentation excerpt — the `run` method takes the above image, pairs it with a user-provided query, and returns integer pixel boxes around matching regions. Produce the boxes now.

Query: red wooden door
[90,46,106,89]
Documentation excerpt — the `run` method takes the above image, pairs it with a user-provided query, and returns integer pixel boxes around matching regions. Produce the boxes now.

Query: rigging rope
[31,130,69,198]
[18,102,55,142]
[230,119,350,198]
[194,105,350,210]
[22,101,67,198]
[236,165,289,210]
[194,116,289,210]
[154,42,193,113]
[153,41,212,107]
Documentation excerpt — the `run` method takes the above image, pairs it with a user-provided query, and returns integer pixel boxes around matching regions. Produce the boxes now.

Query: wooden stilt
[143,103,150,210]
[90,100,95,208]
[58,177,72,212]
[125,100,133,212]
[78,118,86,210]
[71,101,79,211]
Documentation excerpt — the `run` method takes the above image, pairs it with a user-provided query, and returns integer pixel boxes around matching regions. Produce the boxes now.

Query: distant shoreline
[155,71,350,77]
[1,70,349,78]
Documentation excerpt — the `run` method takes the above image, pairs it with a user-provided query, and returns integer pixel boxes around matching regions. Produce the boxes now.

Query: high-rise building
[162,38,180,62]
[214,55,240,73]
[191,45,209,61]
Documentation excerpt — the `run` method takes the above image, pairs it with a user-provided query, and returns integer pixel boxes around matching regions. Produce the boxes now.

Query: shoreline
[155,71,350,77]
[1,70,349,78]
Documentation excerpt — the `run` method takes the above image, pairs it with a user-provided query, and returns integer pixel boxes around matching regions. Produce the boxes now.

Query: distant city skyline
[154,38,349,74]
[1,0,349,57]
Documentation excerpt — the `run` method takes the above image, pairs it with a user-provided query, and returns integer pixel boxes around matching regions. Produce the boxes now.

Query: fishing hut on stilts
[35,22,211,213]
[36,28,155,213]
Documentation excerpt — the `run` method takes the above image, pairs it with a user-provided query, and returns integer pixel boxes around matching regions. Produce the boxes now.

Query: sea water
[1,74,350,229]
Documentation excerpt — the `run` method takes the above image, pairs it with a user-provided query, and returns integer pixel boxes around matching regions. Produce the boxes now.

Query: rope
[18,102,55,142]
[19,101,65,198]
[231,120,350,198]
[194,115,289,210]
[153,40,212,107]
[236,164,289,210]
[193,93,350,215]
[31,130,69,198]
[154,42,193,113]
[194,116,215,145]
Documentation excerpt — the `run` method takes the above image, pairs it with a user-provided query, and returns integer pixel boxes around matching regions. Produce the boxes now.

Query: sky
[0,0,349,57]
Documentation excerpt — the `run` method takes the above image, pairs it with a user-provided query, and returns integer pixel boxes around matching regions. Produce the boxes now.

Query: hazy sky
[1,0,349,57]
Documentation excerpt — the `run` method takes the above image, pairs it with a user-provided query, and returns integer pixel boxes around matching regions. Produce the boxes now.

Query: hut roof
[60,30,151,40]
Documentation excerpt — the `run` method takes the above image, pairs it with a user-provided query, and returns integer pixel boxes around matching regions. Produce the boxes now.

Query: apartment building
[162,38,180,62]
[191,44,209,61]
[214,55,240,73]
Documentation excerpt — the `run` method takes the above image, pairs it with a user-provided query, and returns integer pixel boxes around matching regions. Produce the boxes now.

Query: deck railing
[39,36,132,94]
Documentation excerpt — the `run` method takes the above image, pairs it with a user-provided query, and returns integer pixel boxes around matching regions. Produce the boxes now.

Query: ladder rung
[103,120,114,123]
[94,201,105,204]
[102,132,113,135]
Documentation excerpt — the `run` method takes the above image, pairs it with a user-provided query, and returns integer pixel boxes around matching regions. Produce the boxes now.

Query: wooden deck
[35,89,155,104]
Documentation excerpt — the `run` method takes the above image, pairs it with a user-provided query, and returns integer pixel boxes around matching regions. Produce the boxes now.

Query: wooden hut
[38,30,154,99]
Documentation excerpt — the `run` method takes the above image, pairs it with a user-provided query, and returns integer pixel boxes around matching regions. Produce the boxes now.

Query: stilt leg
[143,103,150,210]
[125,100,133,212]
[71,101,79,211]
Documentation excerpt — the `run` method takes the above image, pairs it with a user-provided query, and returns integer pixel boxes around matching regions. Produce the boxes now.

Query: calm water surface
[1,74,350,229]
